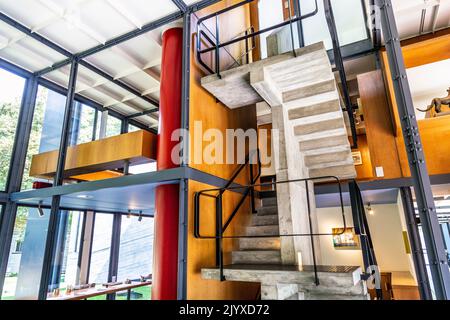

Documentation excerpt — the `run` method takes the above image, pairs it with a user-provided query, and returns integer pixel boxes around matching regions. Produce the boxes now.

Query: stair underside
[202,264,364,291]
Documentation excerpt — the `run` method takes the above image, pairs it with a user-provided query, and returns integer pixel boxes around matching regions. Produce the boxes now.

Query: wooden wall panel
[187,0,259,300]
[357,70,402,180]
[396,116,450,177]
[352,135,374,181]
[187,181,260,300]
[381,33,450,178]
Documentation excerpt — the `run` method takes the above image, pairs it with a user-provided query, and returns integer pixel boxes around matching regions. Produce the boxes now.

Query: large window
[0,68,26,190]
[72,103,98,145]
[21,86,67,190]
[105,115,122,138]
[300,0,368,49]
[1,206,50,300]
[116,216,154,300]
[88,213,114,284]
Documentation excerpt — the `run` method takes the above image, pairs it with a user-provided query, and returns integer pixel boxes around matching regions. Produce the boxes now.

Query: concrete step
[303,145,350,156]
[252,214,278,226]
[305,150,352,166]
[239,237,281,250]
[202,265,363,288]
[292,112,345,136]
[309,164,356,180]
[305,292,370,300]
[246,224,279,236]
[261,197,277,207]
[258,190,276,198]
[231,250,281,265]
[307,158,354,170]
[282,79,336,103]
[288,99,341,120]
[297,128,349,151]
[256,206,278,216]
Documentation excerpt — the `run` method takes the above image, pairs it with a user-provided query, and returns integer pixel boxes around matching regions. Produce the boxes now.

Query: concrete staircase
[202,191,368,300]
[201,42,356,180]
[200,42,364,300]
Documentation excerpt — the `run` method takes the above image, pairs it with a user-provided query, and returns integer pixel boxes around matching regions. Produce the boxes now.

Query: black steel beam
[125,108,159,119]
[0,76,38,298]
[293,0,305,48]
[177,11,191,300]
[37,77,157,134]
[400,187,433,300]
[172,0,188,13]
[0,57,32,79]
[107,213,121,300]
[377,0,450,300]
[38,60,79,300]
[323,0,358,148]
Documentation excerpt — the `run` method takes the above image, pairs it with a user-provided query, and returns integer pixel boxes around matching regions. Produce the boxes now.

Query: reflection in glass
[0,68,25,190]
[89,213,113,284]
[1,206,50,300]
[105,115,122,138]
[21,87,67,190]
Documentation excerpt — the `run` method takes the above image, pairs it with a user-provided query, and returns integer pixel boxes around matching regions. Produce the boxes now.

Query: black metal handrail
[196,0,319,77]
[349,180,382,299]
[194,174,347,286]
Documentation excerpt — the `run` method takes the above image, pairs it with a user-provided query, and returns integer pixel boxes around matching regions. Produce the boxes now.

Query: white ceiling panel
[0,0,56,30]
[116,0,179,26]
[122,71,160,94]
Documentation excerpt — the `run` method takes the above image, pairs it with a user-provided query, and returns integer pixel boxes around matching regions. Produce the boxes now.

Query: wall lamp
[367,203,374,216]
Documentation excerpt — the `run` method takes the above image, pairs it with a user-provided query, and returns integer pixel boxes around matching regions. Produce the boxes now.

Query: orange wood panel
[357,70,402,180]
[396,115,450,177]
[381,32,450,177]
[381,32,450,137]
[187,0,259,300]
[352,135,374,181]
[70,170,123,181]
[392,285,420,300]
[30,130,156,179]
[249,0,261,62]
[187,180,260,300]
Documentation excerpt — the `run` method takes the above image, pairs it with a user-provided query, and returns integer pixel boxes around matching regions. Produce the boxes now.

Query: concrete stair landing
[202,193,368,300]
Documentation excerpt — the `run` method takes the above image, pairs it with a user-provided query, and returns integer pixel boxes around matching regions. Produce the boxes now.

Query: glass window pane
[0,68,26,190]
[117,216,154,281]
[21,86,67,190]
[2,206,50,300]
[73,104,96,145]
[301,0,368,50]
[89,213,113,284]
[51,211,84,292]
[105,115,122,138]
[128,124,140,132]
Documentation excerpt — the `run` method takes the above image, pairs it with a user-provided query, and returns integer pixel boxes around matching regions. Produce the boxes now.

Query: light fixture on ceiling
[367,203,374,216]
[76,194,93,199]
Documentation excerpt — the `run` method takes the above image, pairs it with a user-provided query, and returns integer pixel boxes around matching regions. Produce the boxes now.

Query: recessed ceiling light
[76,194,93,199]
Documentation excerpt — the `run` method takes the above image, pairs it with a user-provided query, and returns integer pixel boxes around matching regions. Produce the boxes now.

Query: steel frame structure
[0,0,447,300]
[376,0,450,300]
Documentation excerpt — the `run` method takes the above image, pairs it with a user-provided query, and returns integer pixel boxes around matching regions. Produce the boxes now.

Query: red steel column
[152,26,183,300]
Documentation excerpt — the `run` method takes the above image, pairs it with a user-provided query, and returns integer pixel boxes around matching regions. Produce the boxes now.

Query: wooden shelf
[30,130,156,181]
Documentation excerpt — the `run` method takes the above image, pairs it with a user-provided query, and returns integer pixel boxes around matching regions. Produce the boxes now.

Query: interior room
[0,0,450,303]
